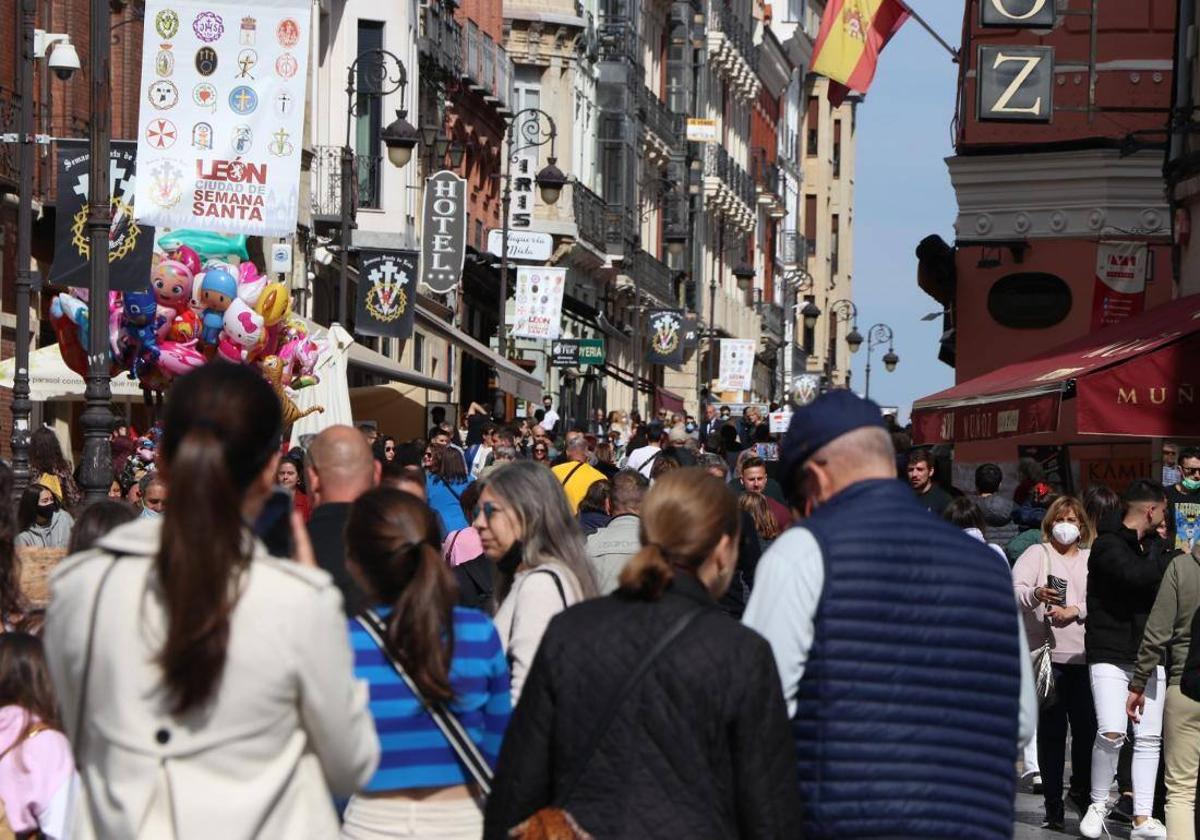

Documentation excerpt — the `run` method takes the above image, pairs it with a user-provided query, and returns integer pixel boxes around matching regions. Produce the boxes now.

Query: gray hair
[696,452,728,480]
[478,461,598,600]
[493,445,518,463]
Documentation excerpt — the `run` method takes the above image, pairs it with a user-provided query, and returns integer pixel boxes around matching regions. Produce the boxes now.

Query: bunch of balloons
[52,230,329,419]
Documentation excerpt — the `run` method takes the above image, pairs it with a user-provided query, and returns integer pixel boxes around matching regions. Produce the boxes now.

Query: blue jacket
[796,479,1021,839]
[426,475,473,534]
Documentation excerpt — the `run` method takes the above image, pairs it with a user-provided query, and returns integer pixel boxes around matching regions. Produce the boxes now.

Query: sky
[848,2,964,421]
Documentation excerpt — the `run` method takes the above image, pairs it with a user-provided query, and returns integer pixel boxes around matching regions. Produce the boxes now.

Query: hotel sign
[980,0,1054,28]
[978,45,1053,122]
[419,170,467,294]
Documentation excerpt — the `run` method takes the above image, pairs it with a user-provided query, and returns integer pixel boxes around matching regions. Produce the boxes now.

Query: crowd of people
[7,369,1199,838]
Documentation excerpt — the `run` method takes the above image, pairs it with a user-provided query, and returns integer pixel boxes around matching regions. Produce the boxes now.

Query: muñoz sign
[420,170,467,294]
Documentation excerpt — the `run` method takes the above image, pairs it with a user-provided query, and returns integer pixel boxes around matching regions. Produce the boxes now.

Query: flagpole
[899,1,958,61]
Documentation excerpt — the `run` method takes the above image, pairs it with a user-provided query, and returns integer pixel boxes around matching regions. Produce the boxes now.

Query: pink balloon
[174,245,201,277]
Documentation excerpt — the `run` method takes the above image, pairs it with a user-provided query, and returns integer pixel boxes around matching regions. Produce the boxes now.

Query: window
[831,214,839,275]
[802,294,815,353]
[806,96,819,157]
[804,194,817,257]
[413,332,425,373]
[475,219,484,250]
[833,119,841,178]
[355,21,385,209]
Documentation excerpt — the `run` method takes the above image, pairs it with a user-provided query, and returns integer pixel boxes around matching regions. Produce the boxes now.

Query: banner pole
[900,2,958,61]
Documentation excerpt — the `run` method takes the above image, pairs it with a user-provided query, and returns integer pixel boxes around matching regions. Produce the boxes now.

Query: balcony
[597,19,639,64]
[711,145,755,209]
[461,20,513,110]
[419,2,463,83]
[706,0,761,102]
[638,85,683,159]
[758,302,784,341]
[572,181,608,254]
[702,144,756,233]
[716,2,759,73]
[310,146,383,221]
[627,247,677,308]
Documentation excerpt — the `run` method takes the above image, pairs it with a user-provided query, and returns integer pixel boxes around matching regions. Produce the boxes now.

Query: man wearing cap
[743,390,1026,838]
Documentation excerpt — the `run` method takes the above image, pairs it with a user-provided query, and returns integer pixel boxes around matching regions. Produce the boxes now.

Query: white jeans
[340,795,484,840]
[1089,662,1165,817]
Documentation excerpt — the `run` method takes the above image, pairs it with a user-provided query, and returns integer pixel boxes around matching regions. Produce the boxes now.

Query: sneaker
[1079,802,1109,839]
[1130,818,1167,840]
[1109,794,1133,825]
[1031,773,1044,794]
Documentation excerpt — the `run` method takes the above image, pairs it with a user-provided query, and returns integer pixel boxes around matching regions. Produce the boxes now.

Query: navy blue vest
[794,479,1020,839]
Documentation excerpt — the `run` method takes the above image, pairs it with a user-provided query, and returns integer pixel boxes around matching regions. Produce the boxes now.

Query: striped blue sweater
[349,606,512,791]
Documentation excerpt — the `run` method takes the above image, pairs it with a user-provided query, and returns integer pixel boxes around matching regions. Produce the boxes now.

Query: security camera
[48,42,80,81]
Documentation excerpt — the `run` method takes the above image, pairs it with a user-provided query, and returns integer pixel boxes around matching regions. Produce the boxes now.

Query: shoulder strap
[560,461,586,488]
[557,605,706,804]
[356,609,493,796]
[506,567,569,649]
[437,475,463,503]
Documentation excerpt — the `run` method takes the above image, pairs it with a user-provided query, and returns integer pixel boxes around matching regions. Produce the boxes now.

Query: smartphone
[1047,574,1068,605]
[253,486,294,558]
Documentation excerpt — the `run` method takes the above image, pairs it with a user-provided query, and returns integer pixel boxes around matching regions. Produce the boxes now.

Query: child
[0,633,74,839]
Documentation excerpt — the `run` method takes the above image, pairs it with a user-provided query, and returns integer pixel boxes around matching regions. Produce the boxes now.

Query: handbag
[509,604,707,840]
[355,609,493,796]
[1031,545,1057,708]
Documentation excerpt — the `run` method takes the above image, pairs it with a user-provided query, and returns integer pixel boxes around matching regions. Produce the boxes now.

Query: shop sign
[551,339,579,367]
[977,45,1053,122]
[487,229,553,262]
[980,0,1054,27]
[420,170,467,294]
[686,118,718,143]
[578,338,605,366]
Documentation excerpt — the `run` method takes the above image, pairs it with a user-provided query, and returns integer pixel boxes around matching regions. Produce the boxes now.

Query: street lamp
[338,49,417,325]
[801,300,821,330]
[7,2,80,496]
[826,299,858,386]
[498,107,562,347]
[780,268,814,404]
[864,323,899,400]
[628,175,681,418]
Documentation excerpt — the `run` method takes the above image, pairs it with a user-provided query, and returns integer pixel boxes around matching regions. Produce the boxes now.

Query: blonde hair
[1040,496,1093,547]
[618,468,740,600]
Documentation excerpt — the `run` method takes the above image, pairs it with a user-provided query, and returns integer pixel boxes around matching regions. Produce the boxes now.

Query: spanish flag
[811,0,910,105]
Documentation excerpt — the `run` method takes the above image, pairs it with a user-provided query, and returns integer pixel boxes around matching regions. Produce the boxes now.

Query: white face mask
[1051,521,1081,546]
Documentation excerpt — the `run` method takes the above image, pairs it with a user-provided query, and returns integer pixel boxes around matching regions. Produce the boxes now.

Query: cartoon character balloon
[198,266,238,346]
[217,299,266,363]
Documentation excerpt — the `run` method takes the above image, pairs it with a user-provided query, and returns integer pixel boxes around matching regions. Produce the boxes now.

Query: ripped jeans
[1089,662,1165,818]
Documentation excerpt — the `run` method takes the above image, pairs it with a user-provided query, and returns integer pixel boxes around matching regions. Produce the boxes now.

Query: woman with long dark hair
[426,444,473,533]
[28,427,82,512]
[0,633,75,839]
[43,363,379,840]
[341,488,510,839]
[484,469,800,839]
[15,483,74,550]
[472,462,597,703]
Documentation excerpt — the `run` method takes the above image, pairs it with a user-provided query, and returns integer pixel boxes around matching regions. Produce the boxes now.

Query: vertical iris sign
[419,170,467,294]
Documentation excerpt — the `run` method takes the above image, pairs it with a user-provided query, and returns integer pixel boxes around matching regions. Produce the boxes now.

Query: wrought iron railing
[572,181,608,253]
[419,2,463,82]
[639,85,683,150]
[310,146,383,217]
[714,1,759,72]
[707,145,755,209]
[597,19,639,64]
[460,19,511,109]
[630,247,677,308]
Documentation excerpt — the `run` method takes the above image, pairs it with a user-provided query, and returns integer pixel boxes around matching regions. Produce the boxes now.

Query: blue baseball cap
[779,390,887,496]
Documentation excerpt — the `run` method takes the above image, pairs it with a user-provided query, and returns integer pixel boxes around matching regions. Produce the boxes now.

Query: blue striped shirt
[350,606,512,791]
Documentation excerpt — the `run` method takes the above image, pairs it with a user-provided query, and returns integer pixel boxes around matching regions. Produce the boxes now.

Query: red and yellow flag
[811,0,910,105]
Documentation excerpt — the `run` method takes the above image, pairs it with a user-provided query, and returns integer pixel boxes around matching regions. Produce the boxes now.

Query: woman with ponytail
[342,488,511,839]
[43,363,380,840]
[472,461,598,705]
[484,468,801,840]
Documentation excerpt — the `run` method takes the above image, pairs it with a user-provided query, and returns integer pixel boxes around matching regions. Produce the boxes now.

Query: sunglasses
[533,447,547,454]
[471,501,502,520]
[1185,466,1200,476]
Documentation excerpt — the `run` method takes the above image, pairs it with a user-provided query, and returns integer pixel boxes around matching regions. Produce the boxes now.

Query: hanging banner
[1091,242,1148,330]
[132,0,311,236]
[550,339,579,367]
[646,309,684,366]
[354,249,419,339]
[718,338,756,391]
[420,170,467,294]
[49,140,156,291]
[682,316,699,350]
[512,266,565,340]
[578,337,605,365]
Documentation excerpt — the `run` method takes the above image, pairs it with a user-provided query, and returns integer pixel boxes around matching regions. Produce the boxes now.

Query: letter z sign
[978,45,1053,122]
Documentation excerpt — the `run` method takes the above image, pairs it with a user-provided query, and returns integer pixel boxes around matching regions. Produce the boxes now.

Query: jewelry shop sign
[133,0,311,236]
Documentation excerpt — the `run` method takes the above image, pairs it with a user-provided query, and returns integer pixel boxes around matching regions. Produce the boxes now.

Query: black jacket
[306,502,365,616]
[484,573,802,840]
[455,554,495,613]
[1086,519,1171,665]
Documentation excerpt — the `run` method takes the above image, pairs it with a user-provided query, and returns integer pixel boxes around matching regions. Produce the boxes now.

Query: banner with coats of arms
[646,309,684,367]
[354,249,419,339]
[133,0,310,236]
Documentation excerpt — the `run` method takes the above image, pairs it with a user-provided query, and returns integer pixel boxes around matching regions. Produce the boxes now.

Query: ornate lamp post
[826,298,859,387]
[338,49,418,325]
[781,268,814,402]
[864,323,899,400]
[628,176,679,418]
[497,108,565,348]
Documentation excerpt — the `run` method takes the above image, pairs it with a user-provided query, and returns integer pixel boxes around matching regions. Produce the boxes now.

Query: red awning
[912,297,1200,444]
[655,386,687,414]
